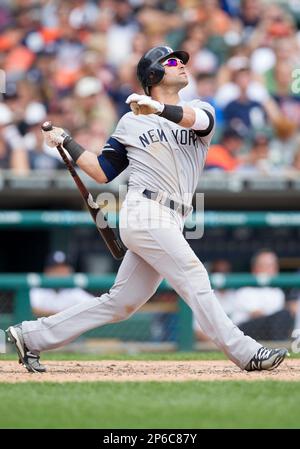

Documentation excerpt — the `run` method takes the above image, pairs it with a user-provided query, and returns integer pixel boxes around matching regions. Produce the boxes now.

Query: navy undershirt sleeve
[98,137,129,182]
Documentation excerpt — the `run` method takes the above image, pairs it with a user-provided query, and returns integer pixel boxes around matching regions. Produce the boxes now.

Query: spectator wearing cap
[29,251,94,317]
[204,127,244,171]
[22,102,64,170]
[73,76,117,133]
[222,61,268,135]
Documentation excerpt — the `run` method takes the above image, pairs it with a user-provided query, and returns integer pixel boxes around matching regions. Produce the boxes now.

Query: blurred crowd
[194,249,299,342]
[0,0,300,176]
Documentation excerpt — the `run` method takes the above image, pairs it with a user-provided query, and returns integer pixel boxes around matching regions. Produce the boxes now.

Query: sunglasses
[161,58,184,67]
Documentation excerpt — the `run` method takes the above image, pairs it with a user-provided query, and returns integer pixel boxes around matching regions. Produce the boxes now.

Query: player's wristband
[158,104,183,124]
[63,136,85,162]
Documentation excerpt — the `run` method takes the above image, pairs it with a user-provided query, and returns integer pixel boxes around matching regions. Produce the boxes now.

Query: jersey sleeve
[189,100,216,145]
[97,117,129,182]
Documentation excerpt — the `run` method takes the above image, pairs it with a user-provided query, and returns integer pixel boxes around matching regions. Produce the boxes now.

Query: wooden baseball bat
[41,121,126,260]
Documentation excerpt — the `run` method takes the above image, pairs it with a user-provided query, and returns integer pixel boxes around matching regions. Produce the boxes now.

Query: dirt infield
[0,359,300,382]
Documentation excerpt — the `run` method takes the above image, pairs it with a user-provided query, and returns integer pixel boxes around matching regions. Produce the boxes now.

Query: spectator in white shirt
[232,249,294,340]
[30,251,93,317]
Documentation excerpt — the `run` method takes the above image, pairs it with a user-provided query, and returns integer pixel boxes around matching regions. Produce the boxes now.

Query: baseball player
[7,46,288,373]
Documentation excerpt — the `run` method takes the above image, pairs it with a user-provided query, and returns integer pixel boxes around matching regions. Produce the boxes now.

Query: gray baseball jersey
[98,100,215,206]
[21,98,261,370]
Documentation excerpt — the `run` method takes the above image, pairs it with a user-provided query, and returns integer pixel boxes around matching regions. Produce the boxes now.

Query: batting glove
[42,126,69,148]
[126,93,164,115]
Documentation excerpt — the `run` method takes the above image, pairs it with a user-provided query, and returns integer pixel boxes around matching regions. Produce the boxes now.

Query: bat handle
[41,121,53,132]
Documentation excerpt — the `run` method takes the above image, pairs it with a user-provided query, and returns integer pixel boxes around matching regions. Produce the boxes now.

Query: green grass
[0,381,299,429]
[0,351,227,361]
[1,351,299,361]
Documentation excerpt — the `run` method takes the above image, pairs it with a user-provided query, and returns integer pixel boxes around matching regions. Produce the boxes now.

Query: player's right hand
[126,93,164,115]
[42,126,68,148]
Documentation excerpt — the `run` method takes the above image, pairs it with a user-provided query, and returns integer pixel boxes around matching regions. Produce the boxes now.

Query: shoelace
[255,347,273,360]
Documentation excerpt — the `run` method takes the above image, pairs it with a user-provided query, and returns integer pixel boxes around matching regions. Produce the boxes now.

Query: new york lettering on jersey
[138,127,198,148]
[97,100,215,204]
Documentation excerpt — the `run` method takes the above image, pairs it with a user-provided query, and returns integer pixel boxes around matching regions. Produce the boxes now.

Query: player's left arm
[179,101,215,137]
[42,119,129,184]
[184,100,216,144]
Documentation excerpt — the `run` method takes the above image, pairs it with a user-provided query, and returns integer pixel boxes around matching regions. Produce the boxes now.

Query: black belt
[142,189,190,216]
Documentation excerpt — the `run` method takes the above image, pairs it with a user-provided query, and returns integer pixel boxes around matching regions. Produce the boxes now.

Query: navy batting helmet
[137,46,189,95]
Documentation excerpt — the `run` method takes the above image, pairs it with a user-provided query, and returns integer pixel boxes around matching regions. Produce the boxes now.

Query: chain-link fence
[1,274,300,352]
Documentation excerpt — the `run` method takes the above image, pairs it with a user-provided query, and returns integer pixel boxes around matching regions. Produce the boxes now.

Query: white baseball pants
[22,190,260,368]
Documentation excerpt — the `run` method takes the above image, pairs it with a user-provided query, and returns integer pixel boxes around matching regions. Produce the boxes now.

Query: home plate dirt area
[0,359,300,382]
